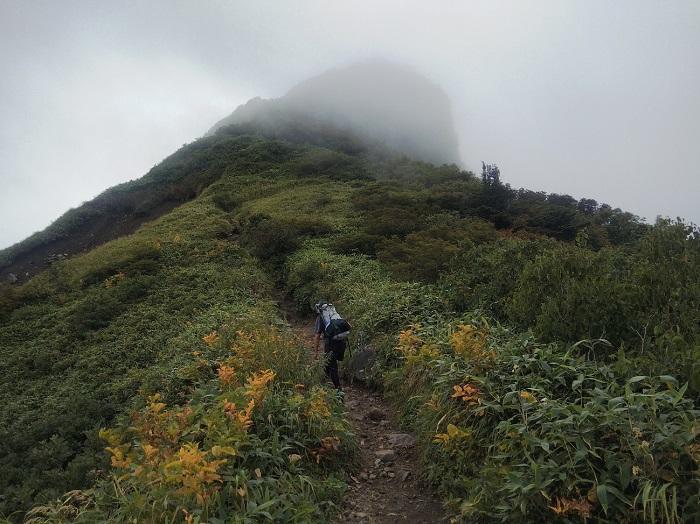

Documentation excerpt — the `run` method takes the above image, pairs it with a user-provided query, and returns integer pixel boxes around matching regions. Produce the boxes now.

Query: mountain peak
[208,61,460,165]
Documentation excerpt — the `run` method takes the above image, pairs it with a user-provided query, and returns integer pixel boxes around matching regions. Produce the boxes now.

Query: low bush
[285,238,700,523]
[25,326,355,523]
[386,319,700,522]
[239,214,333,265]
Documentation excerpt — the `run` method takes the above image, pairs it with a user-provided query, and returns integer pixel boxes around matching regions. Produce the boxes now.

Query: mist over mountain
[208,61,460,165]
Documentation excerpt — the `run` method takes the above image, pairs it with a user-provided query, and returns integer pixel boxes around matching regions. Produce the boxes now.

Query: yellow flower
[147,393,167,414]
[211,445,238,457]
[231,330,255,363]
[311,436,341,463]
[433,424,471,445]
[142,444,159,463]
[452,383,482,406]
[163,443,226,506]
[397,325,423,355]
[103,271,126,288]
[519,390,537,403]
[245,369,276,403]
[98,428,122,447]
[288,453,302,464]
[105,445,132,469]
[223,398,255,430]
[450,324,494,369]
[548,497,593,518]
[306,388,332,420]
[203,330,220,347]
[217,364,236,387]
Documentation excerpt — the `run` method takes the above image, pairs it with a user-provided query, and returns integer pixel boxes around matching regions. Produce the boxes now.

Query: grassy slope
[0,136,362,520]
[1,126,698,522]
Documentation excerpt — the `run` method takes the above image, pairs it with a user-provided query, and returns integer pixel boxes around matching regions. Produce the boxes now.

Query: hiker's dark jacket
[315,315,346,360]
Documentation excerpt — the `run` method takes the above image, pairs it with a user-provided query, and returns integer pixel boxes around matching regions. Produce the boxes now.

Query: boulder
[344,346,377,383]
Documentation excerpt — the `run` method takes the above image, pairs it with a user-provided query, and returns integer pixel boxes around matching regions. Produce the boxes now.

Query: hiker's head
[314,299,329,313]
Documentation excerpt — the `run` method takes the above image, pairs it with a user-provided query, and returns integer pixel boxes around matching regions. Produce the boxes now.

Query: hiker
[313,300,350,391]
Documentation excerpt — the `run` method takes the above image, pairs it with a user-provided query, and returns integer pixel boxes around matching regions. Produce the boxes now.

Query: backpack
[315,301,351,341]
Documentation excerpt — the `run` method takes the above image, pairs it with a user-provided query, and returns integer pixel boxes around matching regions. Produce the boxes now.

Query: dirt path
[333,387,448,524]
[283,306,448,524]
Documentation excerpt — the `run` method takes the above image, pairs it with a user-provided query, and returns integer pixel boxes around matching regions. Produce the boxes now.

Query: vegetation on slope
[284,238,699,522]
[1,124,698,522]
[0,136,357,520]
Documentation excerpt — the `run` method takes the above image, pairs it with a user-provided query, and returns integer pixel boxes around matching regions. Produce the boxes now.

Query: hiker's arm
[314,332,321,354]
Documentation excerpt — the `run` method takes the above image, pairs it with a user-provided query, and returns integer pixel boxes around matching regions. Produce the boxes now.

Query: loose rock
[387,432,417,448]
[366,408,385,421]
[374,449,396,463]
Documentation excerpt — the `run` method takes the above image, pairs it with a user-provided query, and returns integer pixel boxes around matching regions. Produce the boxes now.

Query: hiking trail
[281,304,448,524]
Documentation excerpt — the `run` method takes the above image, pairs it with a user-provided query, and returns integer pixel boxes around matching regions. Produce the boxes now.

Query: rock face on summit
[208,62,461,165]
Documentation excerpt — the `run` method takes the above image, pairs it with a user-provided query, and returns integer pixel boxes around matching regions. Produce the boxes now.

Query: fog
[1,1,699,248]
[208,61,461,164]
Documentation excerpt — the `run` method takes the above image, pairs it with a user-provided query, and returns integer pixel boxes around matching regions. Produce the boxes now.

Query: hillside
[1,91,699,521]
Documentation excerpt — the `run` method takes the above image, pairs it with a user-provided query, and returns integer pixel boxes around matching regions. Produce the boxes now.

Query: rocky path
[333,386,447,524]
[284,307,447,524]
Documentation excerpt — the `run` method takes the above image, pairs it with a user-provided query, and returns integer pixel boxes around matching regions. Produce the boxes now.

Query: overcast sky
[1,0,698,249]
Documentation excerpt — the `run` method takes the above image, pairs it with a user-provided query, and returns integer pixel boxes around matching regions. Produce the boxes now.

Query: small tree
[481,161,501,186]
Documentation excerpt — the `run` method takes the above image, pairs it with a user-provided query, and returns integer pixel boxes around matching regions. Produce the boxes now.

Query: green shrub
[387,319,700,523]
[25,325,355,523]
[364,207,424,237]
[377,217,498,282]
[0,283,18,320]
[441,237,556,317]
[239,214,333,264]
[378,234,461,282]
[331,232,385,256]
[507,245,634,345]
